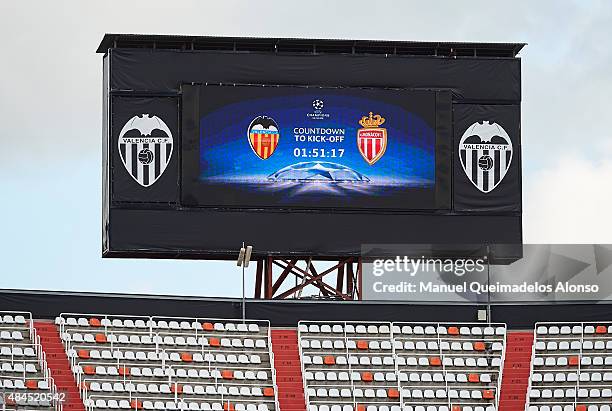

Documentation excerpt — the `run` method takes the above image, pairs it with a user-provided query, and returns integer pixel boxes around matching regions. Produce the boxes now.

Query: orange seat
[448,326,459,335]
[222,370,234,380]
[210,337,221,347]
[180,352,193,362]
[118,367,130,376]
[263,387,275,397]
[83,365,95,375]
[324,356,335,365]
[78,349,90,359]
[569,356,579,366]
[452,406,461,411]
[576,406,587,411]
[171,384,183,394]
[429,356,442,366]
[474,341,486,351]
[468,373,480,383]
[356,405,366,411]
[388,388,399,399]
[361,372,373,382]
[596,325,607,334]
[222,403,235,411]
[95,333,107,343]
[202,322,214,331]
[26,380,38,390]
[357,340,368,350]
[483,390,495,399]
[89,318,101,327]
[130,400,143,410]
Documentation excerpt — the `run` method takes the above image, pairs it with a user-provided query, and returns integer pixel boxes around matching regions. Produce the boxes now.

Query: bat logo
[247,116,280,160]
[118,114,173,187]
[458,121,513,193]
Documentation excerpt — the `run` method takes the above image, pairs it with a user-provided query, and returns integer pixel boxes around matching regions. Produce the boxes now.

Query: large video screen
[182,85,440,210]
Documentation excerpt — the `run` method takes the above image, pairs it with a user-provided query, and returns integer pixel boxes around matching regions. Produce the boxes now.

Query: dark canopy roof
[97,34,525,58]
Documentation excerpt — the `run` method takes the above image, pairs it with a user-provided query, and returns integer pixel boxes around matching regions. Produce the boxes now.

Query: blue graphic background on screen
[199,92,434,188]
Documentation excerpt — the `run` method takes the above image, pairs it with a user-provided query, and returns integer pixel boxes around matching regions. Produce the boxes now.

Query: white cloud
[524,153,612,243]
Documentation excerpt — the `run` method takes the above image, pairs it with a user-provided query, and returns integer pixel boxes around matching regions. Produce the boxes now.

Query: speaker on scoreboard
[453,104,521,213]
[110,96,179,203]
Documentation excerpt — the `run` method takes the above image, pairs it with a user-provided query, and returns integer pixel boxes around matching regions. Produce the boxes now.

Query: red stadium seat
[596,325,607,334]
[576,406,587,411]
[202,322,214,331]
[26,380,38,390]
[210,337,221,347]
[222,370,234,380]
[130,400,143,410]
[468,373,480,383]
[89,318,101,327]
[357,340,368,350]
[324,355,335,365]
[356,405,366,411]
[223,404,235,411]
[448,326,460,335]
[170,384,183,394]
[388,388,400,398]
[78,349,90,359]
[118,366,130,376]
[95,333,107,343]
[429,356,442,366]
[180,352,193,362]
[483,389,495,399]
[361,372,373,382]
[263,387,275,397]
[83,365,95,375]
[474,341,486,351]
[568,356,579,366]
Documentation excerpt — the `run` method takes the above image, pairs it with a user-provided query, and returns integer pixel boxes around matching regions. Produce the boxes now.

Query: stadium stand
[55,313,279,411]
[526,321,612,411]
[0,311,63,411]
[298,321,507,411]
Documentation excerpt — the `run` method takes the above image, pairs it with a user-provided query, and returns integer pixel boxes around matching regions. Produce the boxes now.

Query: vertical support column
[357,257,363,300]
[254,259,263,299]
[336,261,345,296]
[347,261,354,298]
[265,256,273,299]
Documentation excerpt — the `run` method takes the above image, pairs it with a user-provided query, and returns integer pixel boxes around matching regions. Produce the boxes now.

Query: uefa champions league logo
[307,98,329,120]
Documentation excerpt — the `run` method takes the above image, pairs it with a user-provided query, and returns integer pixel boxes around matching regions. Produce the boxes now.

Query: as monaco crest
[118,114,173,187]
[357,112,387,165]
[248,116,280,160]
[458,121,513,193]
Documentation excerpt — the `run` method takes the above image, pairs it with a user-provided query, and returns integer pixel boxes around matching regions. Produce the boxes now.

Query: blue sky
[1,0,611,297]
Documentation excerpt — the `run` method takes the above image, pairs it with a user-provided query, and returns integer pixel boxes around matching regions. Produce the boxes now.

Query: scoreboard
[100,35,523,259]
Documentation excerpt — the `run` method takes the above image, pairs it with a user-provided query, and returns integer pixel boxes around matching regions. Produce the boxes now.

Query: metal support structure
[253,257,362,300]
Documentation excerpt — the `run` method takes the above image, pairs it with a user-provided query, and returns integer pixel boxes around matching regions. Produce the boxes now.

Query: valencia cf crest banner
[111,96,179,203]
[453,104,521,212]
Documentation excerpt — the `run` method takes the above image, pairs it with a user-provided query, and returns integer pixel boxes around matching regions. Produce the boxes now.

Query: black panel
[2,290,611,330]
[109,49,521,102]
[111,96,179,203]
[107,208,521,258]
[453,104,521,212]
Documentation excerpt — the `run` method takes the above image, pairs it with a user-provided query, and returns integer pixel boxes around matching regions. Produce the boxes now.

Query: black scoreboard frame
[100,34,524,260]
